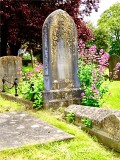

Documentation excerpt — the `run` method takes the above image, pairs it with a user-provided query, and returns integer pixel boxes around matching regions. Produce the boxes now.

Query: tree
[0,0,100,56]
[86,22,110,52]
[97,2,120,55]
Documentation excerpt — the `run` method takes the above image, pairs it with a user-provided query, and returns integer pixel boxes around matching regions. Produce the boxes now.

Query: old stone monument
[42,9,81,109]
[0,56,22,90]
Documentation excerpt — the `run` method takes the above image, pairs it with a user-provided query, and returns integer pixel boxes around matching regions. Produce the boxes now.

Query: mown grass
[0,81,120,160]
[0,96,25,113]
[102,81,120,110]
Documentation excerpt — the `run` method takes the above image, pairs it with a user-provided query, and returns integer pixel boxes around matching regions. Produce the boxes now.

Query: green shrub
[78,43,109,107]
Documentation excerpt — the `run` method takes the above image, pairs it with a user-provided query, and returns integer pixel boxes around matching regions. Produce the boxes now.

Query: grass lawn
[0,93,120,159]
[102,81,120,110]
[0,97,26,112]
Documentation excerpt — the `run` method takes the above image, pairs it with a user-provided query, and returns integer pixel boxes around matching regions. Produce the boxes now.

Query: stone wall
[0,56,22,90]
[65,105,120,152]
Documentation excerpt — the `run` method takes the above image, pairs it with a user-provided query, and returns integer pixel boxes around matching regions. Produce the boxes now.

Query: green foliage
[23,53,31,60]
[82,117,92,128]
[66,112,75,123]
[78,59,108,107]
[109,39,120,56]
[98,2,120,55]
[22,66,33,73]
[86,27,110,52]
[78,44,109,107]
[20,71,44,109]
[98,2,120,31]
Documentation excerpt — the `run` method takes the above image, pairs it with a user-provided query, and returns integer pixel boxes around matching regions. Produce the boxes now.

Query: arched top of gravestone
[43,9,76,29]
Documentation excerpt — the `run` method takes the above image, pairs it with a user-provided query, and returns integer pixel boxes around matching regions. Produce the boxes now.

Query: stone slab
[0,111,74,151]
[65,105,120,152]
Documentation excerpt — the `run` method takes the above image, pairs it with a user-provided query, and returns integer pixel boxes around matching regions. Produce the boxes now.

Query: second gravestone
[42,9,81,109]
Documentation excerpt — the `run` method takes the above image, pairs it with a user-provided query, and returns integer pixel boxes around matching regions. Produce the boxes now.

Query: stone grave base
[0,111,74,151]
[65,105,120,152]
[42,88,82,109]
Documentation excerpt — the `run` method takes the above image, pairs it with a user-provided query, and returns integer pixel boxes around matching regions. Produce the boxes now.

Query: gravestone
[109,55,120,80]
[42,9,81,109]
[0,56,22,90]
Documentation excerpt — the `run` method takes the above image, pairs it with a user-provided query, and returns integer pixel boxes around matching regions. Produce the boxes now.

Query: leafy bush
[78,42,109,107]
[19,63,44,109]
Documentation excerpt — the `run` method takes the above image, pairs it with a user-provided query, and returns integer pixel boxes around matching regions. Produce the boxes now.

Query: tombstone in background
[109,55,120,80]
[0,56,22,90]
[42,9,81,109]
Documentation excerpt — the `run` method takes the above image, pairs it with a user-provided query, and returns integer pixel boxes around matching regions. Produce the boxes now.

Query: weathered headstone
[109,54,120,80]
[42,9,81,109]
[0,56,22,90]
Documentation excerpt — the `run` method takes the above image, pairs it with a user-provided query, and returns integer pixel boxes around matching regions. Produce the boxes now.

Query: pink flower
[91,83,96,89]
[90,96,94,99]
[81,92,85,97]
[99,49,104,55]
[99,65,104,72]
[94,89,99,95]
[115,62,120,69]
[27,72,33,77]
[18,67,21,71]
[109,72,112,76]
[92,70,97,76]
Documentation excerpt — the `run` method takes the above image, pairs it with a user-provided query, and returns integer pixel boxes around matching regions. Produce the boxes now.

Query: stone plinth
[65,105,120,152]
[43,88,82,109]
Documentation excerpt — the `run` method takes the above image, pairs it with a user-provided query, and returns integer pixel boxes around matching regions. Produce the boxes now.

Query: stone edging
[0,92,33,109]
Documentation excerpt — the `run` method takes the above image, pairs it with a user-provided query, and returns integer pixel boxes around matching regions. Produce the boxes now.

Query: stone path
[0,111,74,151]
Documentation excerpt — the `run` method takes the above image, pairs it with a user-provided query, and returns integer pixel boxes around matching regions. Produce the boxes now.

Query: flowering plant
[78,41,110,107]
[19,62,44,109]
